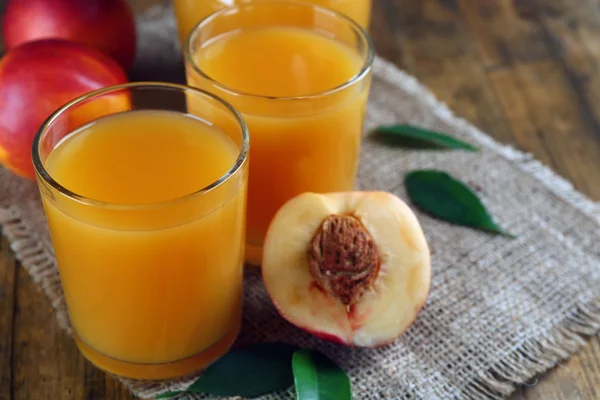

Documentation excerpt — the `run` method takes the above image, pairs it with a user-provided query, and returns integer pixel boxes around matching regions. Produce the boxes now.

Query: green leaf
[292,349,352,400]
[405,170,515,237]
[181,342,298,397]
[375,124,478,151]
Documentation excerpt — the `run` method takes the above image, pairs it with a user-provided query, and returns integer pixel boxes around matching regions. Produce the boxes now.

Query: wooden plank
[0,237,16,400]
[459,0,550,69]
[102,378,138,400]
[458,0,557,169]
[487,59,600,199]
[535,0,600,140]
[460,0,600,198]
[11,265,86,399]
[83,361,135,400]
[377,0,519,146]
[83,363,106,400]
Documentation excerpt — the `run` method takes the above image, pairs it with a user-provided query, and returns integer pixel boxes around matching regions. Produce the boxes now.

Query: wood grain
[458,0,600,198]
[11,260,86,400]
[0,237,16,400]
[0,0,599,399]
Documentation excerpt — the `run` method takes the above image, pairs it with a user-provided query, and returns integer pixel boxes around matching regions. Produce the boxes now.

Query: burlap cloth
[1,4,599,400]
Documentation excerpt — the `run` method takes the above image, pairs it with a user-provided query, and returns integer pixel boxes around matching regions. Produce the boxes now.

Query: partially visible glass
[32,82,249,380]
[173,0,372,45]
[184,1,374,264]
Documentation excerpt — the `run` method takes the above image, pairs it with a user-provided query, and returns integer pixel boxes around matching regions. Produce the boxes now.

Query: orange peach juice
[173,0,372,45]
[185,2,373,264]
[34,103,248,379]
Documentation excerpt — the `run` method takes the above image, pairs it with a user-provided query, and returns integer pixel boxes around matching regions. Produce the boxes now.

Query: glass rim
[32,81,250,210]
[184,0,375,101]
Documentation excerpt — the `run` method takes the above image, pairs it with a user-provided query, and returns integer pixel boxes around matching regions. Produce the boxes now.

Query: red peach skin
[0,40,129,180]
[2,0,137,70]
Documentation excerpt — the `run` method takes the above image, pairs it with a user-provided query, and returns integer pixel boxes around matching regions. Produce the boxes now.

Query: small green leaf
[405,170,515,237]
[181,342,298,397]
[375,124,478,151]
[292,349,352,400]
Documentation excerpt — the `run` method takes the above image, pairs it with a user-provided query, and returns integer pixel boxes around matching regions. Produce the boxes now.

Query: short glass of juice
[184,0,374,265]
[32,82,249,380]
[173,0,372,46]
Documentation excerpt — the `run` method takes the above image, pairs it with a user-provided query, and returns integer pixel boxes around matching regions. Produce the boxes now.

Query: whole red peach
[0,39,129,180]
[2,0,137,70]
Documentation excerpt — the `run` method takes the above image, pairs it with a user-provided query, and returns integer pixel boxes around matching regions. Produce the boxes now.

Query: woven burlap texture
[1,4,599,400]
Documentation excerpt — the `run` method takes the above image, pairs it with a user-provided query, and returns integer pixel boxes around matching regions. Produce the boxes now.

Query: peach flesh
[262,191,431,347]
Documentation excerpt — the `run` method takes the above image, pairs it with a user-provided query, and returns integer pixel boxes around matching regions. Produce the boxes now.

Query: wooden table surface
[1,0,599,399]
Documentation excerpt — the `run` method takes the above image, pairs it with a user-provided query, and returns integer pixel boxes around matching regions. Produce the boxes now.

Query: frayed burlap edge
[0,205,71,333]
[465,300,600,400]
[1,56,599,400]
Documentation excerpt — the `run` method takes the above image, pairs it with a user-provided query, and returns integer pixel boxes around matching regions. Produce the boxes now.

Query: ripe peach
[262,192,431,347]
[0,40,129,180]
[2,0,137,70]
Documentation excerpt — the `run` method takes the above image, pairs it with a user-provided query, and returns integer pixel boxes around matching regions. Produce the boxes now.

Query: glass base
[245,243,263,266]
[74,319,241,380]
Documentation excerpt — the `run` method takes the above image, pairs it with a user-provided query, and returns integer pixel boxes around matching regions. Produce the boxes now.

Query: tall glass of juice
[173,0,372,46]
[32,82,249,380]
[184,1,374,265]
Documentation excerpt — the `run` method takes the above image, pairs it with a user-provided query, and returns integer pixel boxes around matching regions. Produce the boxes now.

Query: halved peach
[262,192,431,347]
